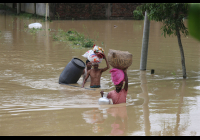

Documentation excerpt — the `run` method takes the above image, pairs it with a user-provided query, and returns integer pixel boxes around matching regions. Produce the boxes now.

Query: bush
[133,10,144,20]
[68,36,76,41]
[53,28,96,48]
[67,30,74,34]
[83,39,94,48]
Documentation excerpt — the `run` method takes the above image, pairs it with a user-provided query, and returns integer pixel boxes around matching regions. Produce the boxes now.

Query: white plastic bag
[82,50,103,64]
[82,50,93,59]
[28,23,42,29]
[88,53,103,64]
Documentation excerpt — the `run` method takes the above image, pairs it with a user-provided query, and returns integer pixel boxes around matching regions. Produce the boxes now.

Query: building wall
[111,3,139,17]
[24,3,34,13]
[5,3,14,8]
[51,3,142,20]
[2,3,49,17]
[1,3,141,20]
[36,3,49,17]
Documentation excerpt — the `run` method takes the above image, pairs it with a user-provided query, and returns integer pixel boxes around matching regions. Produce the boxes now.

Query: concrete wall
[36,3,49,17]
[24,3,34,13]
[5,3,14,8]
[1,3,49,17]
[23,3,49,16]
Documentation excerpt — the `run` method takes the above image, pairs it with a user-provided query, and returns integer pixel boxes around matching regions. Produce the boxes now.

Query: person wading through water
[100,69,128,104]
[82,53,110,88]
[82,59,92,83]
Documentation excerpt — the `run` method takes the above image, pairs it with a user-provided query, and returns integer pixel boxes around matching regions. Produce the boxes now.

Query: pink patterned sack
[109,68,125,85]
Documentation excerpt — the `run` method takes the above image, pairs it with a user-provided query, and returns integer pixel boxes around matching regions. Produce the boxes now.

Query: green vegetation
[28,28,43,34]
[18,12,36,19]
[55,12,60,20]
[171,71,177,77]
[188,4,200,41]
[137,3,188,37]
[52,29,97,48]
[0,4,16,13]
[133,10,144,20]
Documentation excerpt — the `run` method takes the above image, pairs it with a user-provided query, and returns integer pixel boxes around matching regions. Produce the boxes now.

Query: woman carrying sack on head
[100,68,128,104]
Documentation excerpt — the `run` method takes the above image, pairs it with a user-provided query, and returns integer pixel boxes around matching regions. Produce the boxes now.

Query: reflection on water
[82,104,128,136]
[139,71,188,136]
[139,71,150,136]
[1,12,200,135]
[107,105,128,136]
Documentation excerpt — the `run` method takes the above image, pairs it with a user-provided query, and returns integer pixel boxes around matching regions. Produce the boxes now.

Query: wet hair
[86,59,90,64]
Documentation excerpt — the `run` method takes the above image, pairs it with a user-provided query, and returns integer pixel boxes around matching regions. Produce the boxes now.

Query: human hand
[100,91,104,97]
[101,53,105,59]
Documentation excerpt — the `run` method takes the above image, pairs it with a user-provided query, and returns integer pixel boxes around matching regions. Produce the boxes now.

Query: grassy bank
[53,28,98,48]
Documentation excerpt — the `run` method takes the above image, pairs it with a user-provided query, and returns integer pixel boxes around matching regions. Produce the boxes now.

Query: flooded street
[1,13,200,136]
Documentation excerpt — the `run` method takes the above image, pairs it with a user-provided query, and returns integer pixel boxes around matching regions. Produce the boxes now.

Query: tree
[137,3,189,79]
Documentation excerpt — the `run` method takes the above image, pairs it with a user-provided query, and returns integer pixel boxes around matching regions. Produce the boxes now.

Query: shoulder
[122,89,127,92]
[85,69,91,76]
[107,90,115,98]
[121,89,128,95]
[98,68,103,71]
[93,69,102,73]
[109,90,115,94]
[99,68,105,72]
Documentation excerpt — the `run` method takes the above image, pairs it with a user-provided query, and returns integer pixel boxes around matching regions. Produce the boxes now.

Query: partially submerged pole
[45,3,48,21]
[17,3,21,14]
[140,11,150,70]
[34,3,36,15]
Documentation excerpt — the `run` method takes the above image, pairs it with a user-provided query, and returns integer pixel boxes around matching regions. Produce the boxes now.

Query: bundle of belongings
[82,45,105,64]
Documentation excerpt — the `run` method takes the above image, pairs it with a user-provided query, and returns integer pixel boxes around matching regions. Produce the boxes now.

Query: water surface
[0,13,200,136]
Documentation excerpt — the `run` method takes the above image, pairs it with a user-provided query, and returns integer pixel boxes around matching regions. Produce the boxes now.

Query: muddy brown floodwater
[0,13,200,136]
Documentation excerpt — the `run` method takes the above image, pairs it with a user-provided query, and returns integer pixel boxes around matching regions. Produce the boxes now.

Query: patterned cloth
[107,89,127,104]
[93,45,104,54]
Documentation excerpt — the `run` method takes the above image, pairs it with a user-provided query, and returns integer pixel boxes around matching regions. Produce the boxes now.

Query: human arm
[123,69,128,91]
[100,54,110,72]
[82,70,90,88]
